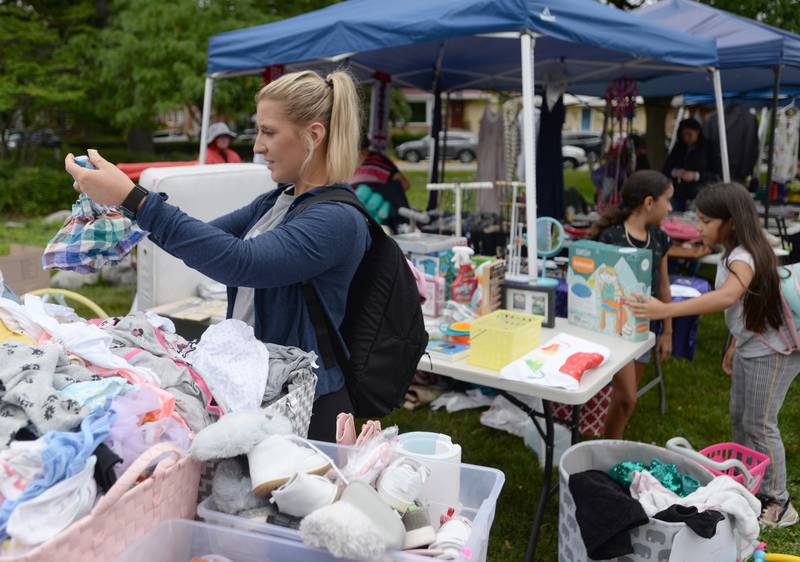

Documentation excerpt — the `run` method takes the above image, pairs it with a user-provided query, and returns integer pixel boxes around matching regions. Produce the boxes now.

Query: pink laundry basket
[0,442,201,562]
[667,437,771,494]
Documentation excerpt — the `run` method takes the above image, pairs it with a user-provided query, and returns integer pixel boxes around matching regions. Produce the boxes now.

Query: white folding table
[417,318,654,562]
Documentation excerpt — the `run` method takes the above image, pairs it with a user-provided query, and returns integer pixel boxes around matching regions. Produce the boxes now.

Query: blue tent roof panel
[207,0,718,92]
[635,0,788,68]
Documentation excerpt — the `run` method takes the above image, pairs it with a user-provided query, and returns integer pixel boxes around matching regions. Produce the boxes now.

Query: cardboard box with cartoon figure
[567,240,652,342]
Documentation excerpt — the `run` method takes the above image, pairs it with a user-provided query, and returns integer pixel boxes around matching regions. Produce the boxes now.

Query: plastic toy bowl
[442,322,471,345]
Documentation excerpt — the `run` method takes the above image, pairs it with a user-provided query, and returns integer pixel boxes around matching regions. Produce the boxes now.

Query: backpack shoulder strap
[294,187,377,371]
[292,186,384,236]
[302,281,340,370]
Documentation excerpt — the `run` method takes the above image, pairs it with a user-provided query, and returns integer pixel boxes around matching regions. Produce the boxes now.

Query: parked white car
[153,130,189,143]
[562,145,587,169]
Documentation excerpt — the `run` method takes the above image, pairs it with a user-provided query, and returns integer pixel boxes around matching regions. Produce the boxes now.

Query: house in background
[562,94,647,133]
[399,89,498,135]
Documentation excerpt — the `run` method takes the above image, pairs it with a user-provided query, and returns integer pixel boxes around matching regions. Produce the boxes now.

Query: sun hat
[207,122,237,144]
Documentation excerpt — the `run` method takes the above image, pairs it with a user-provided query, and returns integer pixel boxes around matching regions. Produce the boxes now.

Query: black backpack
[295,188,429,417]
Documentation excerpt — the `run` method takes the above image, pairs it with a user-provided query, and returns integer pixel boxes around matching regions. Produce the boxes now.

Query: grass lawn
[2,171,799,559]
[403,168,596,214]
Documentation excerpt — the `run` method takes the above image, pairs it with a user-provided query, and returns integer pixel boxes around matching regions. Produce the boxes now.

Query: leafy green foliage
[0,166,75,216]
[0,1,96,163]
[92,0,336,135]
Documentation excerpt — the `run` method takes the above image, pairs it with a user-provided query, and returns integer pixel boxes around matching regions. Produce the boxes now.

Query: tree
[698,1,800,33]
[606,0,800,33]
[91,0,337,151]
[0,1,98,163]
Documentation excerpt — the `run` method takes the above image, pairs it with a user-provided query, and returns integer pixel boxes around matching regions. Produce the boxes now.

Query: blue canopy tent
[631,0,800,224]
[202,0,720,278]
[202,3,718,559]
[683,87,800,107]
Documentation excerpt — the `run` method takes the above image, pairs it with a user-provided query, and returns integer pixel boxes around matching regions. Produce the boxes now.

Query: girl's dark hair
[674,118,704,147]
[589,170,672,239]
[695,183,782,333]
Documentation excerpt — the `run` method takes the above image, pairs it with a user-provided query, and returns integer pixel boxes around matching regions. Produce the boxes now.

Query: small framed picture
[503,281,556,328]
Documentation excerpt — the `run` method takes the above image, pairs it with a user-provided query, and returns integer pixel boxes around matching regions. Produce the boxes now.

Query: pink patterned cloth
[661,218,701,242]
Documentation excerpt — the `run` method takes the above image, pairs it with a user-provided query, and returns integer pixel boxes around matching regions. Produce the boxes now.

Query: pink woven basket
[0,443,201,562]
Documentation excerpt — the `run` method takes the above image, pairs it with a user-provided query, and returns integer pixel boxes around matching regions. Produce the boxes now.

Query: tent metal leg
[711,69,730,183]
[198,76,214,164]
[764,65,782,228]
[520,32,538,282]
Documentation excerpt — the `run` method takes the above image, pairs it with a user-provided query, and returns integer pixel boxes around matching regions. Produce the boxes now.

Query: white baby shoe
[430,516,473,560]
[248,435,332,497]
[377,456,430,514]
[271,472,340,518]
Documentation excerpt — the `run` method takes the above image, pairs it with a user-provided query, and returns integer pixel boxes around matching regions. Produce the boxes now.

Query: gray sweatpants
[730,351,800,503]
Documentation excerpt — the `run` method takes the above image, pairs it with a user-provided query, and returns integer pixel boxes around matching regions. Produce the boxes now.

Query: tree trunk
[126,127,153,154]
[644,97,671,173]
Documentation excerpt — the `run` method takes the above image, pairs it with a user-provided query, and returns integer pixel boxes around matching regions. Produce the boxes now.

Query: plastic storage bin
[468,309,543,370]
[197,440,505,562]
[559,440,738,562]
[393,232,468,254]
[115,520,347,562]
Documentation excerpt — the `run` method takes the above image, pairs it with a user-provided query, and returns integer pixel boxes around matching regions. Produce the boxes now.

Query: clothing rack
[495,181,528,279]
[426,181,495,237]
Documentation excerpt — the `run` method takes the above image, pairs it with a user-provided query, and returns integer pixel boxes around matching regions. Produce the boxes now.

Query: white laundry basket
[558,440,738,562]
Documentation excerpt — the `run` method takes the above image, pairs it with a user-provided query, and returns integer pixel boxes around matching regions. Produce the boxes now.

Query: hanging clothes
[475,106,505,215]
[503,99,521,181]
[772,106,800,184]
[536,96,566,219]
[702,104,759,184]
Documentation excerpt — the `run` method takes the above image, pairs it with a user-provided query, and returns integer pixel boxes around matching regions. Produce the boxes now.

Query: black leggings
[307,385,353,442]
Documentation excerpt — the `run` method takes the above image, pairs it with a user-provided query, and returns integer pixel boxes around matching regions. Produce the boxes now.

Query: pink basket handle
[91,442,184,515]
[666,437,758,489]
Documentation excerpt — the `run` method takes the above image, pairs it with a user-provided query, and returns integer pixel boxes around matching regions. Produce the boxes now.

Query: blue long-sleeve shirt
[136,184,370,397]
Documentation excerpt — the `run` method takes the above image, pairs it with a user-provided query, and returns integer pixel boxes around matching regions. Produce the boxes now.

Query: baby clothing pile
[192,414,475,560]
[0,296,314,555]
[569,458,762,560]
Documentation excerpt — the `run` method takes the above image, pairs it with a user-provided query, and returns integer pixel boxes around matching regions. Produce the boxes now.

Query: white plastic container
[196,440,504,562]
[397,431,462,508]
[115,519,344,562]
[393,233,468,254]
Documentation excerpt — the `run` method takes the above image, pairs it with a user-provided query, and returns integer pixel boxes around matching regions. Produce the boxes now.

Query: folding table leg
[636,353,666,415]
[655,354,666,415]
[524,399,554,562]
[571,405,580,444]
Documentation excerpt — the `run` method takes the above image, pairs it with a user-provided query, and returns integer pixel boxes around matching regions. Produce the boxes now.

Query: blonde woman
[65,71,369,441]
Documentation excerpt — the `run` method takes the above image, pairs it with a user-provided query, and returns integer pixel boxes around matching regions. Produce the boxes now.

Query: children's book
[426,340,470,361]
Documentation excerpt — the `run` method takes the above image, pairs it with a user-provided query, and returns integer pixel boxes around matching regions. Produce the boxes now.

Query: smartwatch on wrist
[120,184,149,219]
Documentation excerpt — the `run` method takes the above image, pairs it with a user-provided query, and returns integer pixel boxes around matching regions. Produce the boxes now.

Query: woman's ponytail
[326,71,361,183]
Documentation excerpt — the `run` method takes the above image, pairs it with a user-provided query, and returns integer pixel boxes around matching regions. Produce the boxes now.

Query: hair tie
[326,78,334,89]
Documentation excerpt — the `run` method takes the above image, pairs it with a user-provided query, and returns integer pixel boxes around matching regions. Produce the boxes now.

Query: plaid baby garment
[42,193,147,274]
